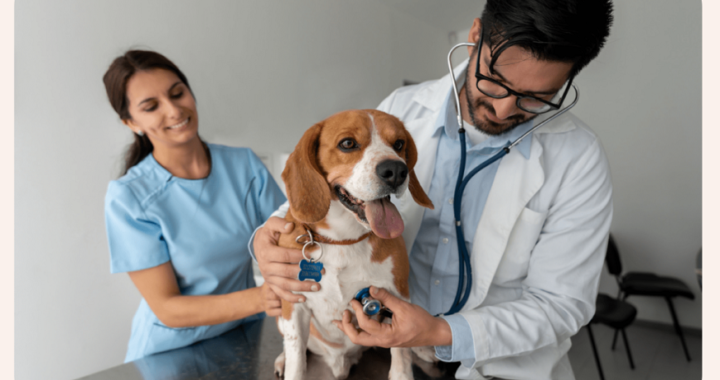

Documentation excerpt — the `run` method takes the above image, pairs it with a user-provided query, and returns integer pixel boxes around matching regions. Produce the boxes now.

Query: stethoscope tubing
[441,42,579,316]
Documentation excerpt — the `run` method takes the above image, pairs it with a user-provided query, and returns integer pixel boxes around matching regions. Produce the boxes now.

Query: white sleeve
[247,201,290,262]
[460,139,613,367]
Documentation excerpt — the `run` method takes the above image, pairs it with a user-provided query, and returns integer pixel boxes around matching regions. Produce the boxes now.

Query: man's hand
[332,286,452,348]
[253,216,320,303]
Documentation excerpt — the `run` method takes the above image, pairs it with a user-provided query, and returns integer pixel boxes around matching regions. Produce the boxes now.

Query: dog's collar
[297,224,373,246]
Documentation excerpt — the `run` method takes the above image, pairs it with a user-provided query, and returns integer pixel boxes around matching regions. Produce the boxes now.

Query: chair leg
[620,328,635,369]
[611,293,629,351]
[611,329,619,351]
[665,297,691,362]
[587,325,605,380]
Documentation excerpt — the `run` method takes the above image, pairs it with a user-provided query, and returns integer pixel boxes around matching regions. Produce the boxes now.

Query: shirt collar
[434,74,533,159]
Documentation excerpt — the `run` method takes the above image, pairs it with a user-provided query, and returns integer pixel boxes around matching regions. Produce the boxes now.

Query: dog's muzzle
[376,159,408,191]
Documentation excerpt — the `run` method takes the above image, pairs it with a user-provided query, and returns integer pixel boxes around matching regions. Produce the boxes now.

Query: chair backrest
[605,234,623,276]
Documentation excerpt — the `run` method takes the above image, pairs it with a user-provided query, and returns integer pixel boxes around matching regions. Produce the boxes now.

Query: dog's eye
[338,138,359,152]
[393,140,405,151]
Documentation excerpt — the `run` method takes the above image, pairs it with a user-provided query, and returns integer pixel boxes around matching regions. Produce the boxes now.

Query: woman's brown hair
[103,50,194,175]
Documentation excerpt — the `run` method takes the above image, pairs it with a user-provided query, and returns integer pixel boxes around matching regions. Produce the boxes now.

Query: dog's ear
[404,131,434,210]
[282,122,332,223]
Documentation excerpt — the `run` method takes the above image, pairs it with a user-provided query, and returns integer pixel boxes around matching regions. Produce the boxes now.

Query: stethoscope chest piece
[354,287,382,316]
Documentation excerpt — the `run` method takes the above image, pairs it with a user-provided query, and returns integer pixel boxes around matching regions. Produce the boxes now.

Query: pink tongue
[365,198,404,239]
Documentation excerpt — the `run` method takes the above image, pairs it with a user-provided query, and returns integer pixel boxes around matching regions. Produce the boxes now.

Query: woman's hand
[332,286,452,348]
[260,282,282,317]
[253,217,321,303]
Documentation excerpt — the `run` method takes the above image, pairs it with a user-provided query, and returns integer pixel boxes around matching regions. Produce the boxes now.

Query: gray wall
[14,1,477,379]
[573,0,702,330]
[15,1,701,380]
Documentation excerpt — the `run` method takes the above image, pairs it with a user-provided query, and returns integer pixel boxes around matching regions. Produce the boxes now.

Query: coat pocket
[493,207,548,285]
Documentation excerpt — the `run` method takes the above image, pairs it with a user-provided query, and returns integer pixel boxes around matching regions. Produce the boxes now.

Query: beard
[463,71,538,136]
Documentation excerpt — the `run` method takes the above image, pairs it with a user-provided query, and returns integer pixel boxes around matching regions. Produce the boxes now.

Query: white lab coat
[378,60,613,380]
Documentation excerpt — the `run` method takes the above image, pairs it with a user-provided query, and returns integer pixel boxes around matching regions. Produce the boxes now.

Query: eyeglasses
[474,33,574,114]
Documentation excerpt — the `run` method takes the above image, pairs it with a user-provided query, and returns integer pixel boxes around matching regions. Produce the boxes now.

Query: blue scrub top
[104,143,286,362]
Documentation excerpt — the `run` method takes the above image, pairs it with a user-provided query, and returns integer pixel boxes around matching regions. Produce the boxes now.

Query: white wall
[570,1,702,330]
[14,1,467,379]
[15,1,702,379]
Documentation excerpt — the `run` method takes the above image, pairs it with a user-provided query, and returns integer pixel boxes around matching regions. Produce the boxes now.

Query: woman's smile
[167,117,190,131]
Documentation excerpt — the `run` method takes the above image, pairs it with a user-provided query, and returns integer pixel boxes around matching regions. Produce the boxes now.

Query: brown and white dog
[274,109,434,380]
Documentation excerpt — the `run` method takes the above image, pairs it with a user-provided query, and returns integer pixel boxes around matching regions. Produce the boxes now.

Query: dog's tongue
[365,197,404,239]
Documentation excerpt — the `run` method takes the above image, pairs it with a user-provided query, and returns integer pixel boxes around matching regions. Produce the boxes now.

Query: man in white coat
[254,0,614,379]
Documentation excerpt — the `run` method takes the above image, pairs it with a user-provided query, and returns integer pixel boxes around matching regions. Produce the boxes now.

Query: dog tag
[298,259,323,282]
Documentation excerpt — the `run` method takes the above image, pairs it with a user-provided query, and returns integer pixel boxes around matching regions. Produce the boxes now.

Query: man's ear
[467,18,482,56]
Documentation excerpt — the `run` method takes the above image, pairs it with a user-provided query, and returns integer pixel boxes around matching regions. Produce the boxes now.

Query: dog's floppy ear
[404,131,434,209]
[282,122,332,223]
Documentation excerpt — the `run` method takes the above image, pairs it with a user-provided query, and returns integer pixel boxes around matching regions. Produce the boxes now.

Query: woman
[103,50,285,362]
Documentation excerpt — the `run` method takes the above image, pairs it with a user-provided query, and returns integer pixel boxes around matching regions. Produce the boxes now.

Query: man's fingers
[340,310,359,341]
[369,286,403,310]
[269,283,306,303]
[338,310,377,347]
[350,300,382,334]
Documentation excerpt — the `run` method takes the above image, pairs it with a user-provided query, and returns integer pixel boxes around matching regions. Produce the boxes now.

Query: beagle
[274,109,434,380]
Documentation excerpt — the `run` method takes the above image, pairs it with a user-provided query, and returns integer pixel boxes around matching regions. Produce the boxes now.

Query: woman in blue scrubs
[102,50,287,362]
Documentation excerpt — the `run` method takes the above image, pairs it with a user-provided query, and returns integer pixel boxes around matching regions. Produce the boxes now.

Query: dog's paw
[274,351,286,378]
[410,346,443,378]
[411,346,439,363]
[388,371,414,380]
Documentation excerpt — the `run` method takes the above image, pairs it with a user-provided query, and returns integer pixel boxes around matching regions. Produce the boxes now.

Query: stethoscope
[353,43,580,319]
[441,42,580,316]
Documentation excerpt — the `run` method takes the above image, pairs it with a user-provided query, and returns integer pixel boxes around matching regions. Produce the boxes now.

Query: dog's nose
[376,160,408,190]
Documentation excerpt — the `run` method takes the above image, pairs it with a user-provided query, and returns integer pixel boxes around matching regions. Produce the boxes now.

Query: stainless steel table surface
[79,317,460,380]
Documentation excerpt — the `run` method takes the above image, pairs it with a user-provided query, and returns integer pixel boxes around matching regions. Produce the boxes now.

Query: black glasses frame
[474,32,574,114]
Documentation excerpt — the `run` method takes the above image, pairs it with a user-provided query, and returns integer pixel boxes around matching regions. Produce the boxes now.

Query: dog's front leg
[279,303,311,380]
[389,347,414,380]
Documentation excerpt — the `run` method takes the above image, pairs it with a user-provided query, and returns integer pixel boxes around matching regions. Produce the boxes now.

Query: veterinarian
[103,50,286,362]
[253,0,614,378]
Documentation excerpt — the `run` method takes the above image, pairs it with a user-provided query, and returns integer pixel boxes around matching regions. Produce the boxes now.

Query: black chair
[605,234,695,361]
[586,293,638,380]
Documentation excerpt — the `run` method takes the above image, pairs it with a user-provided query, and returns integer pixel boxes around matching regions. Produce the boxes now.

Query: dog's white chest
[304,241,398,324]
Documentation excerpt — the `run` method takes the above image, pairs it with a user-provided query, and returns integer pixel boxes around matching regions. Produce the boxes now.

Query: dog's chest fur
[303,239,400,344]
[278,201,410,351]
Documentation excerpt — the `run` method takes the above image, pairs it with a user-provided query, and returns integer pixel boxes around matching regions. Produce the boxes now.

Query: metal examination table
[79,317,459,380]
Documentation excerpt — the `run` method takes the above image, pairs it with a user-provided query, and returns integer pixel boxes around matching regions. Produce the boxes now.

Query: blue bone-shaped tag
[298,259,323,282]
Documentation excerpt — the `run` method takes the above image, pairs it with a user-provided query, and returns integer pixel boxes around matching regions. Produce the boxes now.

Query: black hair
[481,0,614,78]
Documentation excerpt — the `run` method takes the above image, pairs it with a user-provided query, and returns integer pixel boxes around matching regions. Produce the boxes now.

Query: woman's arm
[128,262,281,328]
